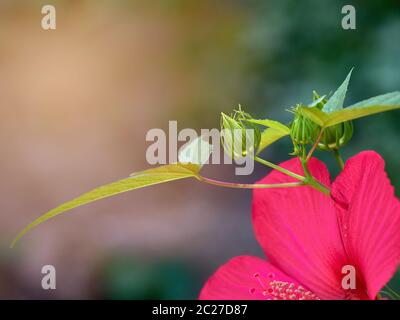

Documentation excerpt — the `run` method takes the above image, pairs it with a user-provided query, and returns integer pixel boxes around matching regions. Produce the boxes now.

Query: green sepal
[298,91,400,128]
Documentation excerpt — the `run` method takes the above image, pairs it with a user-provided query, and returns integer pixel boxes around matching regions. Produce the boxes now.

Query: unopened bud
[290,106,320,146]
[220,108,260,159]
[317,121,353,151]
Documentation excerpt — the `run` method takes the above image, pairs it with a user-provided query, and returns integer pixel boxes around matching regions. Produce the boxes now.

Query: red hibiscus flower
[200,151,400,300]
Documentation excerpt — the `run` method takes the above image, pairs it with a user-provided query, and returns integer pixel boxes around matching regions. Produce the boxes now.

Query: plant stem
[333,149,345,170]
[306,127,324,161]
[300,147,331,196]
[254,156,306,182]
[198,176,305,189]
[253,154,330,196]
[299,160,331,195]
[255,155,330,195]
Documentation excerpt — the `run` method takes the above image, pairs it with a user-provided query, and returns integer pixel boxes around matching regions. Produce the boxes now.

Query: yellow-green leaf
[11,163,200,247]
[257,127,290,154]
[299,91,400,128]
[248,119,290,154]
[248,119,290,133]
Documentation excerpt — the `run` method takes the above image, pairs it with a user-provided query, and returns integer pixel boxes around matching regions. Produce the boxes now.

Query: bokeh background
[0,0,399,299]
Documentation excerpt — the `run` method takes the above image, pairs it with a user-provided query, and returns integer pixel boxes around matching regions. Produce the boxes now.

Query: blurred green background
[0,0,399,299]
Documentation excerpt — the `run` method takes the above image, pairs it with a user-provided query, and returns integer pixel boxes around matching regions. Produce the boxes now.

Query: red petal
[199,256,319,300]
[332,151,400,299]
[252,157,347,299]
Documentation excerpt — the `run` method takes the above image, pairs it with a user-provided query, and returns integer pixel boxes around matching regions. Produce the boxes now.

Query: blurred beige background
[0,1,260,298]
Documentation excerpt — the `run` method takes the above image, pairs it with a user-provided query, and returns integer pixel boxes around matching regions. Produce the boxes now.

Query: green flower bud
[290,106,320,146]
[317,121,353,151]
[220,107,261,159]
[291,93,354,152]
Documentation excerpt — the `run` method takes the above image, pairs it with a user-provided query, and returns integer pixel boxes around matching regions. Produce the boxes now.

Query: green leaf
[257,128,289,154]
[299,91,400,128]
[247,119,290,133]
[297,107,327,127]
[322,68,353,113]
[11,163,200,247]
[346,91,400,109]
[247,119,290,154]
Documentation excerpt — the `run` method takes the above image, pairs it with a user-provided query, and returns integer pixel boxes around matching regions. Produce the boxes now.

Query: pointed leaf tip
[11,163,201,247]
[322,68,353,113]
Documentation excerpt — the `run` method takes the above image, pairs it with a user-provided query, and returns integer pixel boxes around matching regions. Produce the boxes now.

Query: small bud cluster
[220,106,261,160]
[290,91,354,154]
